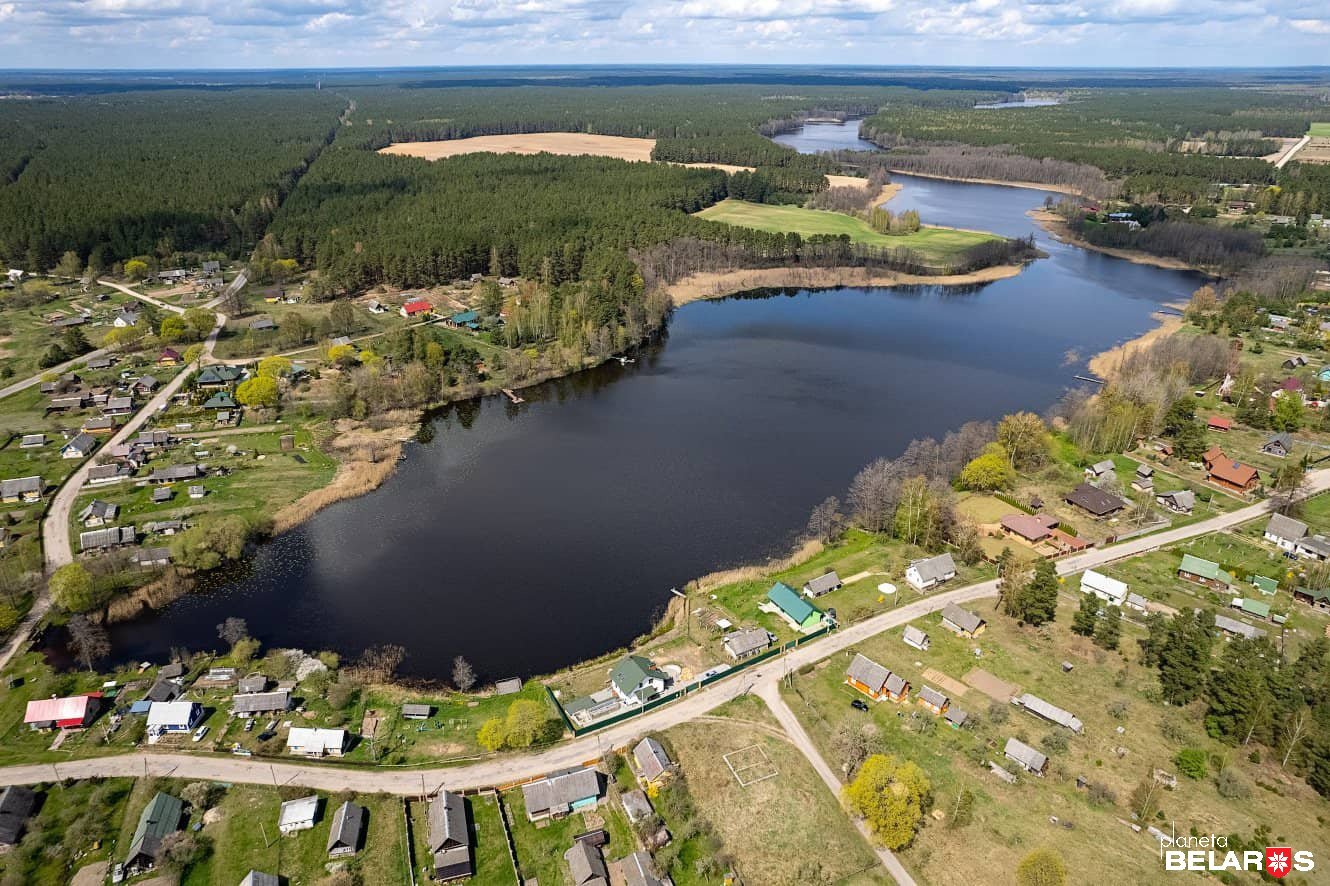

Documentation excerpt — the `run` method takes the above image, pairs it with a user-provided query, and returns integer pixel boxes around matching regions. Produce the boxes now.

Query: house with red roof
[1206,416,1231,432]
[157,348,182,367]
[1000,513,1058,545]
[1207,457,1260,493]
[400,299,433,318]
[24,693,101,730]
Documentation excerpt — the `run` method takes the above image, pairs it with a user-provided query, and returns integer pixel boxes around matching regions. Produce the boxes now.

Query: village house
[1251,574,1279,596]
[0,785,37,851]
[1000,512,1058,546]
[203,391,238,410]
[1,475,43,503]
[1265,513,1309,551]
[1155,489,1195,515]
[113,310,139,328]
[146,700,203,738]
[1232,597,1273,622]
[621,789,654,824]
[286,727,349,757]
[764,581,827,632]
[157,348,183,367]
[102,395,134,416]
[447,309,481,330]
[196,365,245,389]
[152,486,173,503]
[82,415,117,435]
[366,299,386,314]
[19,433,45,449]
[917,686,949,715]
[1080,569,1129,607]
[87,355,114,370]
[1014,693,1084,733]
[78,499,119,527]
[1178,554,1233,590]
[722,626,772,661]
[250,316,276,332]
[87,463,134,485]
[845,653,910,703]
[905,553,957,592]
[327,801,366,857]
[144,677,182,703]
[429,791,474,881]
[621,851,667,886]
[903,625,930,651]
[1064,483,1126,518]
[521,767,604,821]
[278,795,321,834]
[401,299,433,318]
[565,839,609,886]
[79,525,136,552]
[60,432,97,459]
[1262,432,1294,458]
[1213,613,1266,641]
[803,570,842,598]
[610,655,669,706]
[944,706,969,729]
[232,689,292,718]
[940,603,986,638]
[1207,416,1232,432]
[150,464,202,484]
[1084,459,1116,483]
[633,737,676,783]
[23,693,99,730]
[1295,533,1330,561]
[124,792,183,874]
[1207,457,1260,493]
[1004,738,1048,775]
[134,374,160,394]
[1293,587,1330,611]
[131,547,172,568]
[1131,464,1154,492]
[48,393,89,411]
[402,703,433,720]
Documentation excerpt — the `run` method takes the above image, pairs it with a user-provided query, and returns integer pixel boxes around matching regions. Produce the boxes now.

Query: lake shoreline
[1028,208,1218,275]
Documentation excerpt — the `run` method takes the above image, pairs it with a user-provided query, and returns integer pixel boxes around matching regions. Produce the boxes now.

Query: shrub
[1175,748,1208,779]
[1216,768,1251,800]
[1040,732,1069,755]
[1016,848,1067,886]
[1086,782,1117,806]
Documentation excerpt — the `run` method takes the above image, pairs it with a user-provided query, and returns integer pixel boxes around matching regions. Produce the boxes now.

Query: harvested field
[962,667,1019,702]
[379,132,656,162]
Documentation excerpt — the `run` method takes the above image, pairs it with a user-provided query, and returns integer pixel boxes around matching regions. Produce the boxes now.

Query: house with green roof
[1294,587,1330,611]
[1178,554,1233,590]
[125,791,184,873]
[765,582,825,633]
[610,655,669,706]
[196,365,245,389]
[448,310,480,329]
[1234,598,1271,621]
[202,391,237,410]
[1251,575,1279,596]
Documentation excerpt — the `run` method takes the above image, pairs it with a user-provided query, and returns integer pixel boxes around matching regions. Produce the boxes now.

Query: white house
[287,727,348,757]
[610,656,669,706]
[905,553,957,592]
[903,625,930,651]
[1080,569,1129,607]
[146,701,203,738]
[1264,513,1308,551]
[278,795,321,834]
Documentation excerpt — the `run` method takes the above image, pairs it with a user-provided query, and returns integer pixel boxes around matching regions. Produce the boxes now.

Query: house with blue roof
[765,582,825,633]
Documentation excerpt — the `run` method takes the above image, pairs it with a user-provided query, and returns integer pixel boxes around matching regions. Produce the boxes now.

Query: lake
[105,121,1202,680]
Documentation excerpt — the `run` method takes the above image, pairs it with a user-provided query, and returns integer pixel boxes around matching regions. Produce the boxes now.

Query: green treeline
[0,90,348,270]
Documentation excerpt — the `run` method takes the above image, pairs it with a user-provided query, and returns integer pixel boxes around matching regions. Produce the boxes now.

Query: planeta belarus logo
[1265,847,1293,879]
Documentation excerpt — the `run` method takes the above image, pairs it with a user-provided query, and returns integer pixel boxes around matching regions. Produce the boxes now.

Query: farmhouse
[79,499,119,527]
[1085,459,1116,483]
[1293,587,1330,611]
[632,737,676,783]
[428,791,474,881]
[24,693,99,730]
[1064,483,1126,518]
[19,433,45,449]
[903,625,930,651]
[401,299,433,318]
[566,839,609,886]
[1156,489,1195,515]
[124,792,183,874]
[278,795,321,834]
[1,476,42,503]
[237,673,267,694]
[1178,554,1233,590]
[1265,513,1309,550]
[917,686,949,715]
[402,703,434,720]
[150,464,202,483]
[521,767,604,821]
[232,690,291,717]
[845,653,910,703]
[1014,693,1083,733]
[1207,457,1260,493]
[131,547,172,568]
[610,655,669,705]
[286,727,349,757]
[722,626,772,661]
[1000,512,1058,545]
[1262,432,1294,458]
[1004,738,1048,775]
[765,581,826,632]
[1213,613,1266,640]
[79,525,136,551]
[327,801,365,857]
[803,570,842,597]
[1132,464,1154,492]
[61,432,97,459]
[905,553,957,591]
[940,603,985,638]
[0,786,37,850]
[147,701,203,737]
[82,415,117,435]
[621,850,667,886]
[1295,533,1330,561]
[1207,416,1232,432]
[1080,569,1129,607]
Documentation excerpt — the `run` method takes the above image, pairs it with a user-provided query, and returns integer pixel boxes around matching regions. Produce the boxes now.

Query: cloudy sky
[0,0,1326,68]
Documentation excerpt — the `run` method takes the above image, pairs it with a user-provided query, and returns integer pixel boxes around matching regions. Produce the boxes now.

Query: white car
[191,724,209,742]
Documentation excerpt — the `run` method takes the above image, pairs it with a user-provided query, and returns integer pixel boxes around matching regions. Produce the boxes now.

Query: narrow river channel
[105,121,1204,680]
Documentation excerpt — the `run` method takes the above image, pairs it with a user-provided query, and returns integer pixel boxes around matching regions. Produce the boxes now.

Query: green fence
[554,623,835,737]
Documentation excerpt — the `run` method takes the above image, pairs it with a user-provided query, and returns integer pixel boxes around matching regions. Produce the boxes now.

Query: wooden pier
[502,388,525,404]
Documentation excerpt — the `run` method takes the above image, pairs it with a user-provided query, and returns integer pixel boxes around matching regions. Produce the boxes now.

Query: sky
[0,0,1327,69]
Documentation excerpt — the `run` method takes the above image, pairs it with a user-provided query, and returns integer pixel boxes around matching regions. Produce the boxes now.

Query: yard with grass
[0,777,134,885]
[778,594,1330,886]
[1309,122,1330,138]
[695,200,1000,265]
[503,785,636,886]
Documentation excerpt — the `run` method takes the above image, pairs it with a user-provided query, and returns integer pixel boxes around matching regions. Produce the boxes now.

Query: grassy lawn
[1309,122,1330,137]
[778,594,1330,886]
[0,777,135,885]
[659,696,889,886]
[0,281,129,380]
[694,200,999,265]
[503,786,636,886]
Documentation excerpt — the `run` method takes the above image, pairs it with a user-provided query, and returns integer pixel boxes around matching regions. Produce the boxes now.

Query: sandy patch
[379,133,656,162]
[70,863,110,886]
[921,667,969,699]
[681,161,754,174]
[962,668,1020,702]
[1087,310,1184,381]
[665,262,1025,308]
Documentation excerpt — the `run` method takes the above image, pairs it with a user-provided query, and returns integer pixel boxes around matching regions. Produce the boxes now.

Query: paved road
[1275,135,1311,170]
[0,347,113,401]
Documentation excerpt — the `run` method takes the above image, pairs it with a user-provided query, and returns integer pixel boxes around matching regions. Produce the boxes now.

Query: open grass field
[1308,123,1330,138]
[695,199,999,263]
[779,595,1330,886]
[661,696,890,886]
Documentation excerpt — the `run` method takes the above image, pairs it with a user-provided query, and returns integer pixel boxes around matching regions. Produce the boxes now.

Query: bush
[49,563,107,613]
[1216,768,1250,800]
[1175,748,1209,779]
[1040,732,1069,755]
[180,781,226,810]
[1016,848,1067,886]
[987,701,1010,725]
[1086,782,1117,806]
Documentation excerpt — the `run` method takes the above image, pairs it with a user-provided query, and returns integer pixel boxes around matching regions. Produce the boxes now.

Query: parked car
[244,718,255,732]
[851,699,870,712]
[192,724,209,742]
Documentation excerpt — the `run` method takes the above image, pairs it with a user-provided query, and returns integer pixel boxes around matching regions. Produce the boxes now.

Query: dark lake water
[106,121,1203,680]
